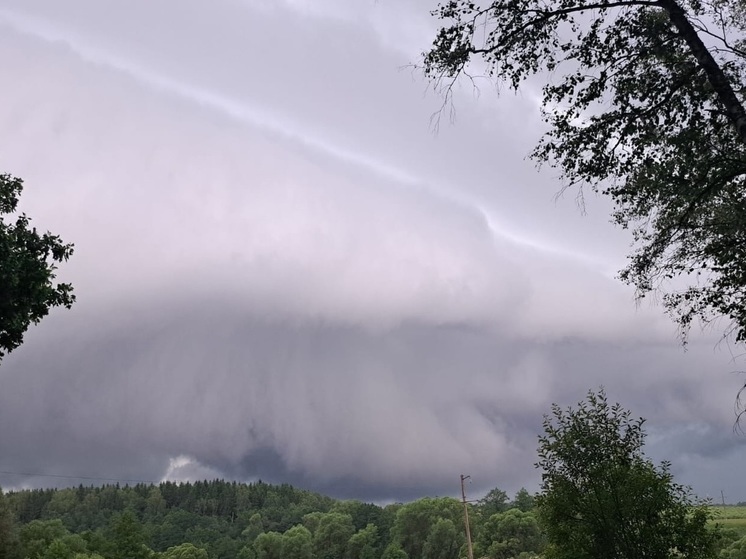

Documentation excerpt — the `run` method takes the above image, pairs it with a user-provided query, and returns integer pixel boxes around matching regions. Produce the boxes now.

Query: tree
[253,532,283,559]
[40,535,88,559]
[42,540,76,559]
[282,525,313,559]
[478,488,509,518]
[242,513,265,543]
[161,543,209,559]
[19,519,69,559]
[143,487,167,521]
[313,513,355,559]
[475,509,545,559]
[347,524,379,559]
[106,511,152,559]
[509,489,535,513]
[720,536,746,559]
[423,0,746,346]
[380,544,408,559]
[421,519,462,559]
[535,389,717,559]
[0,174,74,362]
[392,498,462,559]
[0,488,20,559]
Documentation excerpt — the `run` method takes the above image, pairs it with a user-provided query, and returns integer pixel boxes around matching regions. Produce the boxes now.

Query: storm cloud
[0,0,744,502]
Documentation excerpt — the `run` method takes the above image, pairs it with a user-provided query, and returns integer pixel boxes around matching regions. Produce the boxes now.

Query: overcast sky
[0,0,745,504]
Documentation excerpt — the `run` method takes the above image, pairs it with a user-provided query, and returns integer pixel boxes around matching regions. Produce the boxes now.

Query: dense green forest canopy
[0,480,545,559]
[0,479,744,559]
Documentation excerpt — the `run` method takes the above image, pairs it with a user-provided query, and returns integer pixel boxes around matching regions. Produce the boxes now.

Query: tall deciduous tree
[254,532,283,559]
[346,524,379,559]
[477,488,509,519]
[510,488,535,512]
[0,174,74,362]
[536,389,717,559]
[423,0,746,345]
[313,512,355,559]
[421,519,462,559]
[161,543,209,559]
[282,525,314,559]
[392,498,462,559]
[476,509,545,559]
[107,511,152,559]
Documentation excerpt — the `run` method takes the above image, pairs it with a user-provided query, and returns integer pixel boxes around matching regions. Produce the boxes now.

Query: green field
[711,506,746,536]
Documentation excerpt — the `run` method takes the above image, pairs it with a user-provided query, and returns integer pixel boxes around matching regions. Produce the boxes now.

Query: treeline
[2,480,746,559]
[0,480,542,559]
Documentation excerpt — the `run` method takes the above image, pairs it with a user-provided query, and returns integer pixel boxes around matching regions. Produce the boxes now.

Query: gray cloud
[0,0,744,503]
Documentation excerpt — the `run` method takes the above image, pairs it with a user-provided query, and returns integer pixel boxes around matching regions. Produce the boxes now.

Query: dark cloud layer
[2,295,743,501]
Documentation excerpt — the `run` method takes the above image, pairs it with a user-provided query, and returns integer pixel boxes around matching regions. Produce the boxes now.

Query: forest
[0,478,745,559]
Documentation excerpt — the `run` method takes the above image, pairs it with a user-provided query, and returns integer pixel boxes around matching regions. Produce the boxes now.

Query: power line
[0,470,160,485]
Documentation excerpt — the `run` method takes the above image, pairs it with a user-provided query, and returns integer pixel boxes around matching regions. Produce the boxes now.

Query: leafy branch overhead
[0,173,75,362]
[423,0,746,343]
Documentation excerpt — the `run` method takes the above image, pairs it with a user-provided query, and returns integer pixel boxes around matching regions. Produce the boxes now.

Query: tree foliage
[2,477,737,559]
[423,0,746,344]
[162,543,210,559]
[347,524,379,559]
[478,488,509,519]
[476,509,545,559]
[391,498,462,559]
[535,389,717,559]
[253,532,284,559]
[509,489,535,513]
[283,525,314,559]
[0,488,20,559]
[720,536,746,559]
[0,173,74,362]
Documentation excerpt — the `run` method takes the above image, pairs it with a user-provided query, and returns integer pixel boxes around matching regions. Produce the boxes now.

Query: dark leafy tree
[107,511,153,559]
[161,542,210,559]
[346,524,379,559]
[0,488,20,559]
[720,536,746,559]
[423,0,746,347]
[242,513,264,543]
[475,509,545,559]
[40,534,88,559]
[312,513,355,559]
[0,174,74,362]
[478,488,509,519]
[19,519,69,559]
[282,525,314,559]
[332,501,385,533]
[421,519,462,559]
[510,488,535,512]
[536,389,717,559]
[392,498,462,559]
[381,544,409,559]
[253,531,283,559]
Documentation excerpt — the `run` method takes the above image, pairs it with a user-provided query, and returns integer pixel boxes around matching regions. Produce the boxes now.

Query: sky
[0,0,745,504]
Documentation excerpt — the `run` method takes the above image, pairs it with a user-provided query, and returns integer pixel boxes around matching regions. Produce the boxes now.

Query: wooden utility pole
[721,490,726,506]
[460,474,474,559]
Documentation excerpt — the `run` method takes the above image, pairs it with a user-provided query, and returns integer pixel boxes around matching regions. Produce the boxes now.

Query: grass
[710,506,746,536]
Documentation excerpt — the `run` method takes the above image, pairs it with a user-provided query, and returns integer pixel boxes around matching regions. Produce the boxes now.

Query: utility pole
[460,474,474,559]
[721,490,726,506]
